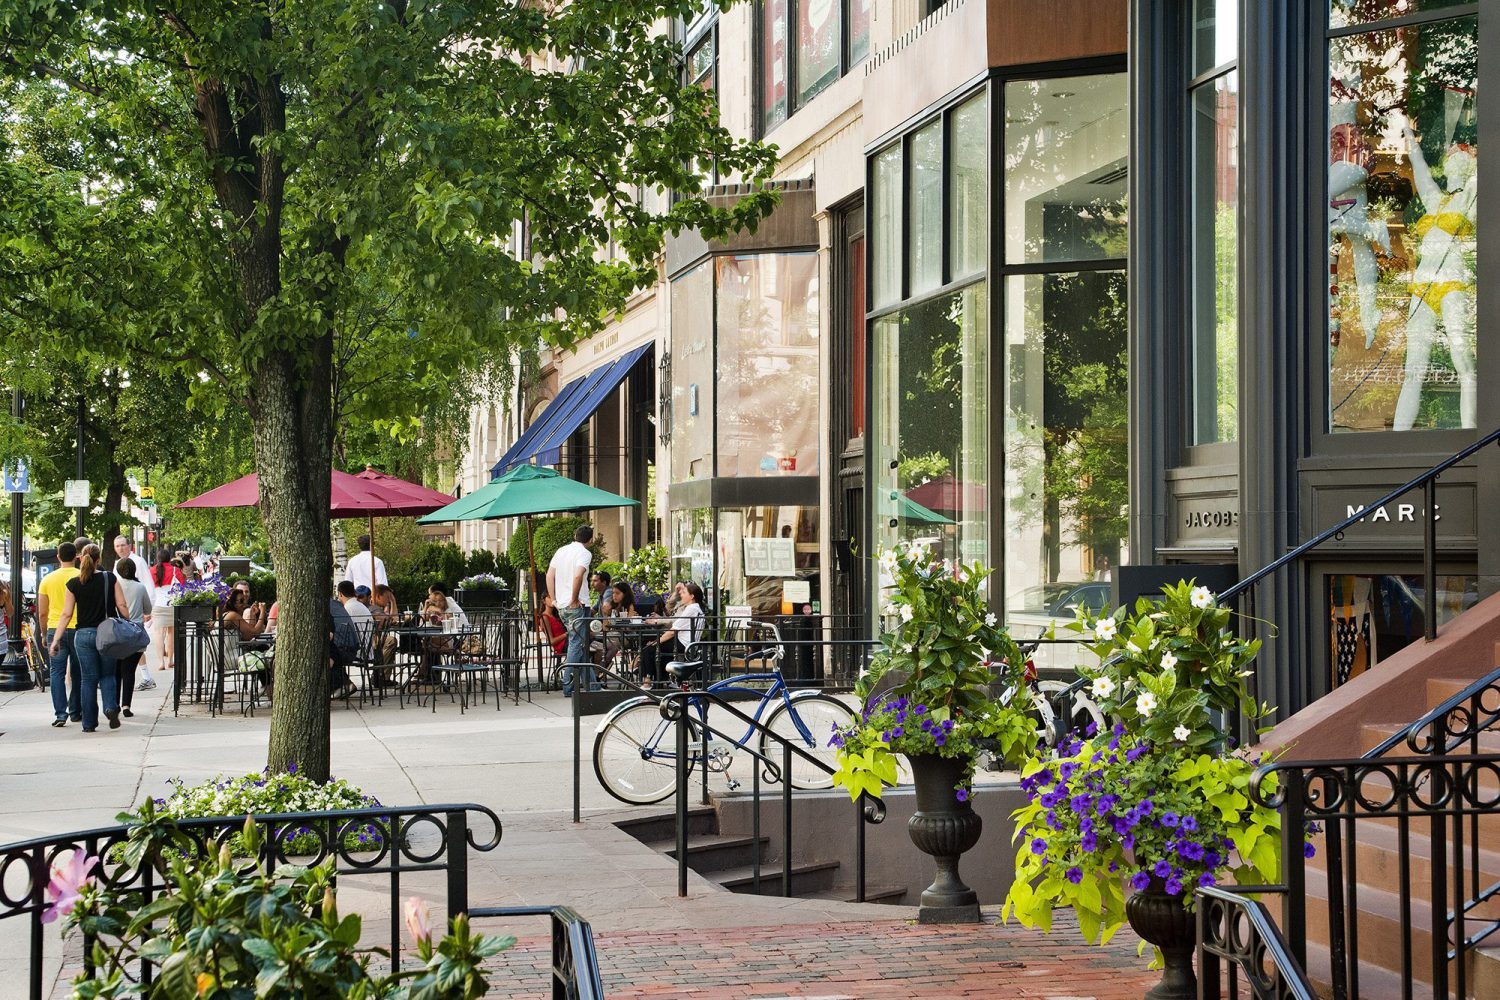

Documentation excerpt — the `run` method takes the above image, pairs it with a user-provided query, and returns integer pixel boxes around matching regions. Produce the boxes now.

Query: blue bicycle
[592,649,854,805]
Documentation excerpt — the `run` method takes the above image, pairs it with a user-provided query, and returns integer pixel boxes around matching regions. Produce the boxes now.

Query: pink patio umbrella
[176,467,455,578]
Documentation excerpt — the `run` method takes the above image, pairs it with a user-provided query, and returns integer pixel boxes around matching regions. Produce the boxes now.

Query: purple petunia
[1304,841,1317,859]
[941,719,955,732]
[1161,812,1180,828]
[1153,860,1172,878]
[1125,747,1149,762]
[1181,816,1198,833]
[1031,837,1048,855]
[1179,841,1205,861]
[955,788,969,803]
[934,733,947,747]
[1085,721,1099,737]
[1198,873,1216,888]
[1164,876,1183,896]
[1080,832,1098,852]
[1059,762,1078,780]
[914,704,928,714]
[1066,867,1084,884]
[1130,871,1151,891]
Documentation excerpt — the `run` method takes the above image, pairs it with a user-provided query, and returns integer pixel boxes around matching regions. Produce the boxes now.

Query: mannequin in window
[1395,113,1477,431]
[1328,87,1389,351]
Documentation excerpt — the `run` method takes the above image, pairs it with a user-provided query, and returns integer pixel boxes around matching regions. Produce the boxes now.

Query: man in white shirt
[347,534,388,594]
[546,524,596,696]
[113,536,155,603]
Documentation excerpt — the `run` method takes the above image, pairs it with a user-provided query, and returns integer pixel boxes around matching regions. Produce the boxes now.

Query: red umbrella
[176,468,455,581]
[904,473,989,514]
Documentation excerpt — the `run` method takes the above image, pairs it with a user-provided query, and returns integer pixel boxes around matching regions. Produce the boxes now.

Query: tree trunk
[251,340,335,782]
[102,476,125,567]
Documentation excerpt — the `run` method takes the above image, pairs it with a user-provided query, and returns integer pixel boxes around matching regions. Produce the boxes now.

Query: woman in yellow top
[1396,113,1478,431]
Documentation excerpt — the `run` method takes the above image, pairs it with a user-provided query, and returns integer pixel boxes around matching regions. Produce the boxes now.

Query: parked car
[1005,581,1112,680]
[0,566,38,596]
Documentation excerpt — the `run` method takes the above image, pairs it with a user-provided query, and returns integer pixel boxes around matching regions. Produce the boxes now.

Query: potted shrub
[1002,581,1305,999]
[455,573,510,611]
[831,544,1037,924]
[622,544,670,608]
[167,577,227,625]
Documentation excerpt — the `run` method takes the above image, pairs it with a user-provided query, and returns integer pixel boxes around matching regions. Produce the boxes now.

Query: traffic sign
[64,480,91,508]
[138,485,155,500]
[3,460,30,494]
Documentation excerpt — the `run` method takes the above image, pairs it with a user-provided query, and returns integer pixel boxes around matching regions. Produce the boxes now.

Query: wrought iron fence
[1196,886,1317,1000]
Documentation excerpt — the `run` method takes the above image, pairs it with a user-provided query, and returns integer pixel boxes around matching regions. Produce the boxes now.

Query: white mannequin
[1394,113,1478,431]
[1329,96,1389,348]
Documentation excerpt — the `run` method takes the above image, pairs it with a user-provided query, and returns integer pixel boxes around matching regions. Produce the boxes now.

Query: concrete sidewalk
[0,678,1156,998]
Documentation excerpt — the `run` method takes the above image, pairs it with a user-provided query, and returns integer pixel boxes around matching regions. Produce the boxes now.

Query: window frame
[756,0,873,137]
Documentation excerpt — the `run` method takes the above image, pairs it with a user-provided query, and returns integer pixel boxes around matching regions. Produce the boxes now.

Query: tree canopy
[0,0,777,779]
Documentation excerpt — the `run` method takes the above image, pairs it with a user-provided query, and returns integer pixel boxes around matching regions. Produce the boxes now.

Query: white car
[0,565,39,596]
[1005,581,1113,680]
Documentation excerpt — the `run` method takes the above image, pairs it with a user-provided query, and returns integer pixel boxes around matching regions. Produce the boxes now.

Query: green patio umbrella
[418,464,639,618]
[878,491,954,526]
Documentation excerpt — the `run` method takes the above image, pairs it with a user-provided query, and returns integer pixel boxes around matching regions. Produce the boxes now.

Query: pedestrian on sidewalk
[547,524,596,697]
[113,535,157,688]
[38,540,81,727]
[49,544,127,732]
[150,546,183,672]
[113,558,152,715]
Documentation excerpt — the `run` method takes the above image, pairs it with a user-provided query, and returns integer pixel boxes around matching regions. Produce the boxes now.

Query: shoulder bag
[97,573,151,659]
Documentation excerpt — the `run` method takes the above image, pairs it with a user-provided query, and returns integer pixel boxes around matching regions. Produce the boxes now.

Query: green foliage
[896,453,951,492]
[65,807,511,999]
[507,516,606,590]
[141,771,381,857]
[620,544,670,594]
[831,545,1038,802]
[595,560,625,582]
[463,549,499,578]
[225,571,278,605]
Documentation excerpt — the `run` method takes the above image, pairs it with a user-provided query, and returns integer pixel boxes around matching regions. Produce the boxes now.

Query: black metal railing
[1197,886,1317,1000]
[467,905,605,1000]
[655,689,885,902]
[0,803,602,1000]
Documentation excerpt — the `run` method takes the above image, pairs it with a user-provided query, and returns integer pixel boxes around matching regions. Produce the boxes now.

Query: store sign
[1174,495,1239,545]
[783,580,811,604]
[1311,484,1476,548]
[744,537,796,577]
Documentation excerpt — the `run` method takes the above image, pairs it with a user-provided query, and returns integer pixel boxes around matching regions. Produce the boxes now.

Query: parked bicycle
[592,627,854,805]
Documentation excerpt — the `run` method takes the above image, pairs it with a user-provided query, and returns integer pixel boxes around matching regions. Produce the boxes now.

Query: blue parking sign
[3,460,30,494]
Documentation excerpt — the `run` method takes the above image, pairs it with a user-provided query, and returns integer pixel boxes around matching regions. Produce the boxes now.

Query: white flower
[1125,640,1141,655]
[1091,676,1116,699]
[898,604,914,623]
[1135,691,1158,717]
[1190,586,1215,610]
[1094,618,1118,641]
[878,549,899,572]
[984,613,997,628]
[1161,652,1178,670]
[905,542,926,562]
[1173,725,1192,742]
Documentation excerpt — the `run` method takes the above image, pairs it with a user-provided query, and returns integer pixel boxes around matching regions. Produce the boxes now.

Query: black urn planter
[906,753,983,924]
[172,603,216,626]
[1125,879,1196,1000]
[455,588,507,611]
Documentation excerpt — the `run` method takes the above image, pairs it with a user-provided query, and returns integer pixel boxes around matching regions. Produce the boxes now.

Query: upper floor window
[760,0,872,135]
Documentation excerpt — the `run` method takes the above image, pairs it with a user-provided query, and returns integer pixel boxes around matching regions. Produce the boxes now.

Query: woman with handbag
[48,545,129,732]
[112,559,152,717]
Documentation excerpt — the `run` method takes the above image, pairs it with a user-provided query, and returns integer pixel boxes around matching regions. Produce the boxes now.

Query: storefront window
[950,94,988,280]
[1003,270,1129,617]
[1189,66,1238,445]
[1191,0,1236,76]
[1326,572,1477,687]
[796,0,840,107]
[1003,74,1128,266]
[1327,13,1477,433]
[716,506,820,618]
[715,253,821,478]
[872,144,902,307]
[670,263,714,482]
[850,0,872,65]
[671,507,715,606]
[909,121,945,295]
[872,285,989,567]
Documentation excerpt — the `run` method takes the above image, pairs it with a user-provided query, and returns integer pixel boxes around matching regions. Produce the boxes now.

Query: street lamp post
[0,387,34,691]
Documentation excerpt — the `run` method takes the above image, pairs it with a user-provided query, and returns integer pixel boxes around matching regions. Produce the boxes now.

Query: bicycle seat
[664,659,707,681]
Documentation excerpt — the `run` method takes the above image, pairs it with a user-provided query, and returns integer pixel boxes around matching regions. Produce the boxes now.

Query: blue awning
[493,343,653,476]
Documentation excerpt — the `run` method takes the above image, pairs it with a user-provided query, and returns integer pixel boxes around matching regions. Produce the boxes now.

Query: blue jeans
[48,629,81,722]
[73,627,119,731]
[559,607,596,695]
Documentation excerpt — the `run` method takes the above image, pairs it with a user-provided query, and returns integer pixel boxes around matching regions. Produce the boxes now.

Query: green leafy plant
[596,560,626,582]
[621,544,670,594]
[507,517,607,587]
[830,545,1038,804]
[225,570,277,605]
[456,573,507,592]
[62,810,512,998]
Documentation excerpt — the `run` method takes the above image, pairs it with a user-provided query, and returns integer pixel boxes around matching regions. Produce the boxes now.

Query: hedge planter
[172,604,216,626]
[1125,879,1196,1000]
[455,588,508,611]
[906,753,983,924]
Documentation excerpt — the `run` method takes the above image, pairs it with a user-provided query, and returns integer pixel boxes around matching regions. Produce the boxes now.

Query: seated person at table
[591,571,613,616]
[591,582,636,669]
[421,583,468,628]
[638,581,706,685]
[329,592,361,699]
[540,594,568,658]
[369,584,400,664]
[222,588,272,694]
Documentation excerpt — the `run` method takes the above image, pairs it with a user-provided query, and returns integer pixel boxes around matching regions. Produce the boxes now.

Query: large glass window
[909,121,945,295]
[717,505,820,618]
[1326,10,1477,433]
[872,287,989,567]
[1003,271,1129,611]
[1001,77,1129,616]
[716,253,821,478]
[670,263,714,482]
[1003,75,1128,266]
[759,0,870,134]
[671,507,715,604]
[871,145,903,308]
[950,95,988,280]
[1188,0,1238,445]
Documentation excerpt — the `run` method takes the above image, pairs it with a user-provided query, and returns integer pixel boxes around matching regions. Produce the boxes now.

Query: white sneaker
[136,679,157,691]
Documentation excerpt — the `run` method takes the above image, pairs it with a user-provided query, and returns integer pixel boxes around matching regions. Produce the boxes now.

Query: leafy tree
[0,0,776,780]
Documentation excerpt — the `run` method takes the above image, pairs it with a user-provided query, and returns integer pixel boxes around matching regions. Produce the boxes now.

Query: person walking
[347,534,388,594]
[150,546,184,672]
[546,524,596,697]
[49,544,126,732]
[112,559,152,715]
[113,536,157,689]
[38,540,81,727]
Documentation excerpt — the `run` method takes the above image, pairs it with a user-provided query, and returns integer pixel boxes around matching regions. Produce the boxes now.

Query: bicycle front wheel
[593,701,690,805]
[760,694,855,789]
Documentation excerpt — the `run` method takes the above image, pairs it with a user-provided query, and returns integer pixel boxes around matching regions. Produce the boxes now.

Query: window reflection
[717,506,820,618]
[670,263,714,481]
[1189,69,1238,445]
[1327,16,1477,432]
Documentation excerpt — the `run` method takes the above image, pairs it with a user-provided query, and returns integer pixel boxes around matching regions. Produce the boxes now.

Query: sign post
[64,479,91,510]
[1,389,34,691]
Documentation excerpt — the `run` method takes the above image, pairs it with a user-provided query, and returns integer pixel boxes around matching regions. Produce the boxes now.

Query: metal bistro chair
[344,624,387,709]
[425,626,486,713]
[208,626,265,718]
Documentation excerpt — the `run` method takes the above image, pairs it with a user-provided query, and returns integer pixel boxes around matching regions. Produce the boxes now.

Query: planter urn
[1125,878,1196,999]
[906,752,983,923]
[172,603,215,626]
[455,587,507,611]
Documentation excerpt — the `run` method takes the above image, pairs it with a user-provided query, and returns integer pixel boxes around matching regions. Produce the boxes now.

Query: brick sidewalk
[484,915,1159,998]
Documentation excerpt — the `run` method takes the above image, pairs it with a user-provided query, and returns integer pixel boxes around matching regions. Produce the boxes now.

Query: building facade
[465,0,1498,721]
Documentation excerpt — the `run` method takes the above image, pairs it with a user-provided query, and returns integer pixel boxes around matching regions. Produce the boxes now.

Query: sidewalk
[1,679,1158,998]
